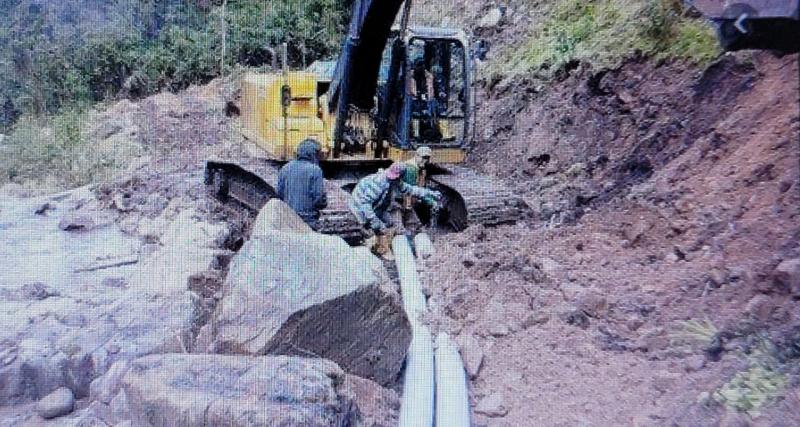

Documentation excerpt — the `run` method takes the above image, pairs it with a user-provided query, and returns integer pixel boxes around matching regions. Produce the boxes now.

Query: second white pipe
[394,235,435,427]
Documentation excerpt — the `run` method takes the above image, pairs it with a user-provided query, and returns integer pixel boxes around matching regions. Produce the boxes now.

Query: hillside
[0,0,798,425]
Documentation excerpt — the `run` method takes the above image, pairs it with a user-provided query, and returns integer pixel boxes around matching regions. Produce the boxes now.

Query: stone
[521,313,550,329]
[745,294,778,322]
[213,230,411,387]
[455,334,484,379]
[474,393,509,417]
[36,387,75,419]
[487,321,510,337]
[635,327,668,353]
[250,199,312,238]
[652,371,680,394]
[112,194,133,212]
[575,291,608,318]
[35,202,55,215]
[120,354,359,427]
[708,267,729,288]
[346,374,400,427]
[773,258,800,295]
[89,360,130,404]
[59,213,96,231]
[623,219,651,244]
[684,355,706,372]
[478,7,503,29]
[19,282,60,300]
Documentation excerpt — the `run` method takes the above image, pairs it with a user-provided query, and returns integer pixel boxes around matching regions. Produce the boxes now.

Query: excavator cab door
[398,35,471,149]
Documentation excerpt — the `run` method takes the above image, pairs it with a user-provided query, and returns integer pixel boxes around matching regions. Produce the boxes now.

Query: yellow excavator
[205,0,529,242]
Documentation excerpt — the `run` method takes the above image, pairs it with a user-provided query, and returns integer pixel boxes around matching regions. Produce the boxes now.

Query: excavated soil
[422,52,800,425]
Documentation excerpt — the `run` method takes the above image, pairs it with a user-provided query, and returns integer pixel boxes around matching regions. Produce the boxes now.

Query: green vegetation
[0,0,349,127]
[712,337,790,417]
[0,0,349,191]
[0,108,142,190]
[668,319,719,352]
[492,0,720,79]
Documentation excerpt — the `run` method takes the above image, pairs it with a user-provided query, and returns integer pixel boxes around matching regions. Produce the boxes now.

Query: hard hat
[385,162,405,180]
[416,146,432,158]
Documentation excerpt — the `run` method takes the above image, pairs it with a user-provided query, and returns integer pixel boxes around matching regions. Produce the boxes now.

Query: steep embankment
[412,1,800,426]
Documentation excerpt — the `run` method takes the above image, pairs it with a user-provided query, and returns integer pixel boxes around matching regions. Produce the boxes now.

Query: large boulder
[213,230,411,387]
[119,354,358,427]
[251,199,313,237]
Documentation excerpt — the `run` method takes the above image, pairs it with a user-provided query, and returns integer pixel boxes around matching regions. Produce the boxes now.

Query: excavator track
[429,166,530,231]
[205,160,365,244]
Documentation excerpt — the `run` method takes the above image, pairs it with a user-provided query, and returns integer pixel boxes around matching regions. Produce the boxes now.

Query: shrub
[491,0,721,80]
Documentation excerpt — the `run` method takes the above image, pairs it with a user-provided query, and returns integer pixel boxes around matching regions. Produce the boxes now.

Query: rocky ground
[420,48,800,426]
[0,82,406,426]
[1,6,798,426]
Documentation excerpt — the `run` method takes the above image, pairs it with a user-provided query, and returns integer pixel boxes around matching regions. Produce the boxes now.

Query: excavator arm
[328,0,407,156]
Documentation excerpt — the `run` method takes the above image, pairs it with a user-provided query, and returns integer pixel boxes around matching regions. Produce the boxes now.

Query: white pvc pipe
[398,325,435,427]
[434,332,471,427]
[394,235,435,427]
[393,235,427,327]
[413,233,434,260]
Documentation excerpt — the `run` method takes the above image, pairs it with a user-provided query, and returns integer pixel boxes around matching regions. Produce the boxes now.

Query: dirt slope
[423,49,799,425]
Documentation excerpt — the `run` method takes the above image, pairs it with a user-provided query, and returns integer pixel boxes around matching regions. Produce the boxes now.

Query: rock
[59,213,96,231]
[112,194,133,212]
[623,219,651,244]
[521,313,550,329]
[562,309,590,329]
[89,360,130,404]
[250,199,312,238]
[474,392,509,417]
[455,334,484,379]
[773,258,800,295]
[35,202,55,215]
[707,267,729,288]
[121,354,359,426]
[575,291,607,318]
[745,294,775,321]
[684,355,706,372]
[346,375,400,427]
[478,7,503,29]
[487,321,510,337]
[36,387,75,419]
[19,282,60,300]
[635,327,668,353]
[652,371,680,394]
[213,230,411,387]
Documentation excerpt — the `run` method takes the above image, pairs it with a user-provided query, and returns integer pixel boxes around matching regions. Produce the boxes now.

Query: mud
[422,52,800,425]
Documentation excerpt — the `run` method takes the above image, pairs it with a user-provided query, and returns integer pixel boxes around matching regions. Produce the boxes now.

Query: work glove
[423,190,442,207]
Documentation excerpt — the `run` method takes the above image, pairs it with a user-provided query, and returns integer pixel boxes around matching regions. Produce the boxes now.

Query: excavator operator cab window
[405,37,467,146]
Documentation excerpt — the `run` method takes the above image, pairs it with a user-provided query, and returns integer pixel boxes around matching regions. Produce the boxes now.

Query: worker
[404,146,433,187]
[276,139,328,229]
[349,162,441,258]
[409,58,443,142]
[409,58,435,101]
[401,146,436,228]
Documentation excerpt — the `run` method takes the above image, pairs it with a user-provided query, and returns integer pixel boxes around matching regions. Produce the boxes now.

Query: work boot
[375,232,395,261]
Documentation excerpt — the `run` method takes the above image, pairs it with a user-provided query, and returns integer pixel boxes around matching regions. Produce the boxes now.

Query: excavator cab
[374,27,473,155]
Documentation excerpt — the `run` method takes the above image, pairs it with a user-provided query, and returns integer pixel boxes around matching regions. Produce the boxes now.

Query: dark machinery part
[205,161,365,244]
[429,166,529,231]
[690,1,800,52]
